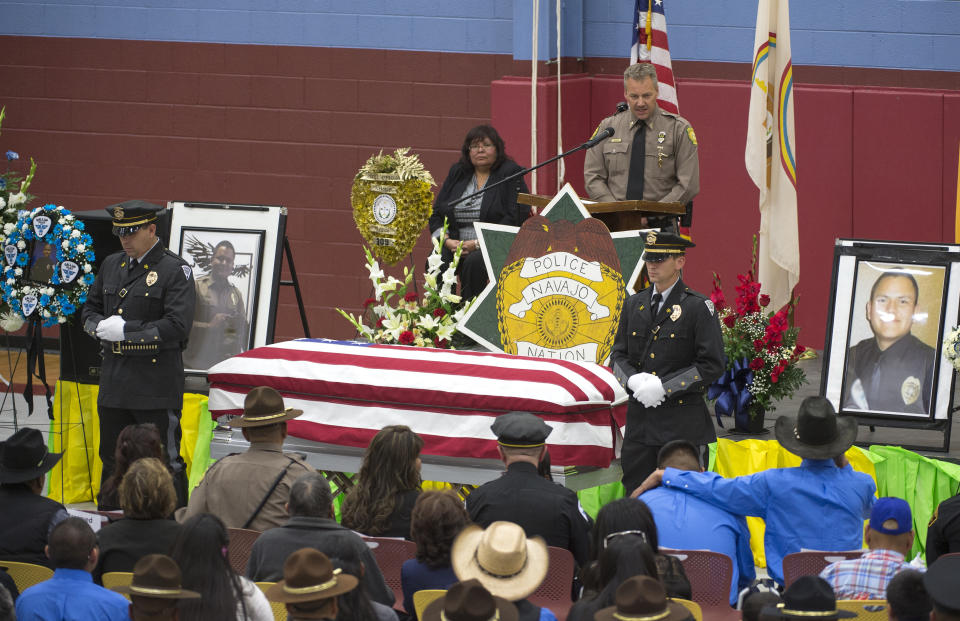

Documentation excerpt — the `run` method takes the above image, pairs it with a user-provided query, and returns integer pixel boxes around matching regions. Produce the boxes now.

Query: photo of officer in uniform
[842,265,941,415]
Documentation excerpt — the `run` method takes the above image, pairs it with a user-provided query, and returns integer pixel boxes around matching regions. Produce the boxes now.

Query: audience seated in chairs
[15,517,130,621]
[819,496,918,600]
[451,521,556,621]
[593,576,692,621]
[567,533,658,621]
[170,513,273,621]
[638,439,755,606]
[329,546,398,621]
[94,457,182,583]
[266,548,358,621]
[245,471,394,607]
[886,569,930,621]
[97,423,166,511]
[341,425,423,540]
[634,397,875,588]
[177,386,314,532]
[582,498,690,600]
[466,412,591,568]
[402,490,470,617]
[111,554,201,621]
[758,576,854,621]
[0,428,69,568]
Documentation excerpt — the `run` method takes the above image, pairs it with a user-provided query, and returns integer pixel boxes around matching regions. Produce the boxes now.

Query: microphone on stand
[583,127,616,149]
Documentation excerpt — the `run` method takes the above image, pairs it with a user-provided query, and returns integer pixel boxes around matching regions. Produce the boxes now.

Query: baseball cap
[869,497,912,535]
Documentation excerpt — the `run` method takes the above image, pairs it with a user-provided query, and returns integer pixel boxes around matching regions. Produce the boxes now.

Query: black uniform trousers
[98,405,188,507]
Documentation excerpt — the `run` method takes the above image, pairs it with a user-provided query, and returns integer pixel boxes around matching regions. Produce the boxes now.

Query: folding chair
[0,561,53,593]
[363,536,417,610]
[256,581,288,621]
[226,527,263,575]
[528,546,576,621]
[781,550,863,587]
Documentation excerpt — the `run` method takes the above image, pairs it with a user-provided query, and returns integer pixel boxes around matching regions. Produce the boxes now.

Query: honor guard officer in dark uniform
[81,200,196,505]
[610,232,724,494]
[466,411,591,568]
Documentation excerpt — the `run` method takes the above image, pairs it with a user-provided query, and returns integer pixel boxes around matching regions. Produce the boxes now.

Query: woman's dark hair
[326,540,377,621]
[410,491,470,568]
[98,423,163,510]
[590,498,660,561]
[118,457,176,519]
[169,513,247,621]
[570,535,658,621]
[341,425,424,536]
[458,124,507,171]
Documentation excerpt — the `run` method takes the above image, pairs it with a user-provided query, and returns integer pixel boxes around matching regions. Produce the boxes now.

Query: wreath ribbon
[707,357,754,429]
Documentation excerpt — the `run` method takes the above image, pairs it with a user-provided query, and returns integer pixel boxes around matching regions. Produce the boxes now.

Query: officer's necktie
[650,292,662,320]
[625,121,646,200]
[128,259,137,274]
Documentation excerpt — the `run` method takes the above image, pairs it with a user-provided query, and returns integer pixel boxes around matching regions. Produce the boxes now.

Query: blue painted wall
[1,0,959,71]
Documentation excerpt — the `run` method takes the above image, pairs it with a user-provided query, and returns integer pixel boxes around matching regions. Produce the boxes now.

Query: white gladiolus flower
[441,292,462,304]
[426,252,443,274]
[424,273,437,290]
[8,192,26,207]
[366,260,384,282]
[442,268,457,285]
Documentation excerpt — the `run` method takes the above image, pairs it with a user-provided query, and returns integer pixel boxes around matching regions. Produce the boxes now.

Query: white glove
[96,315,126,342]
[629,373,666,408]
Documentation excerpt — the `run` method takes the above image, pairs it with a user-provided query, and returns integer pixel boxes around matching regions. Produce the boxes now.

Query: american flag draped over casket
[207,339,628,467]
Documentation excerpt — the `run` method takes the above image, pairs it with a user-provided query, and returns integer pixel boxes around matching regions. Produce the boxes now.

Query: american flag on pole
[745,0,799,313]
[631,0,679,114]
[208,339,628,468]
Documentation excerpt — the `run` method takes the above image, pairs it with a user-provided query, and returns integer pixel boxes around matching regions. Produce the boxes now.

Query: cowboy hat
[774,396,857,460]
[761,576,856,619]
[594,576,691,621]
[266,548,358,609]
[422,579,518,621]
[0,428,62,484]
[451,522,548,602]
[228,386,303,428]
[111,554,201,599]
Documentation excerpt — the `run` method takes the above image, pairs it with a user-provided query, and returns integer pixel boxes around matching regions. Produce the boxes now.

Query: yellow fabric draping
[46,381,209,505]
[713,438,879,568]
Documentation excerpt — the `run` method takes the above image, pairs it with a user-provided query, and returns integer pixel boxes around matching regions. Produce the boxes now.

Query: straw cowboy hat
[774,396,858,460]
[451,521,549,602]
[228,386,303,428]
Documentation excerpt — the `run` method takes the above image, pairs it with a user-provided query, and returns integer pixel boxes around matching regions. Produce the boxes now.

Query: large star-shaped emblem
[458,184,646,356]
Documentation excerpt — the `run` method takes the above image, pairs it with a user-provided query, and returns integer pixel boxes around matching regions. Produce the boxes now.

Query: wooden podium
[518,193,684,232]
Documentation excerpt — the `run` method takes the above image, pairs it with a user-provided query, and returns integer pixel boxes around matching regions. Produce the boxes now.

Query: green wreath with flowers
[0,204,95,327]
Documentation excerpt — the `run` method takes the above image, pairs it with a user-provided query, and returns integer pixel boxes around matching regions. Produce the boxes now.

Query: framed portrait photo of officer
[168,202,287,374]
[822,240,960,435]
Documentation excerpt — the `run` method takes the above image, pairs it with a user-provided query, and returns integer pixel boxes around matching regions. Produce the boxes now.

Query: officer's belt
[105,341,181,356]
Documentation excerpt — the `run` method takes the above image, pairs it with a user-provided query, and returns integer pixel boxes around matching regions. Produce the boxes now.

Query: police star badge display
[457,184,646,364]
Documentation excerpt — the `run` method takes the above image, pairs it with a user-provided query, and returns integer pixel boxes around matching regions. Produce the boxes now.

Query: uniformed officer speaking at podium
[81,201,196,503]
[609,232,724,494]
[583,62,699,230]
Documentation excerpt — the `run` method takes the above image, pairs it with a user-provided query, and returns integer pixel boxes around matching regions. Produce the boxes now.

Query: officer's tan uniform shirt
[583,106,699,205]
[177,442,313,531]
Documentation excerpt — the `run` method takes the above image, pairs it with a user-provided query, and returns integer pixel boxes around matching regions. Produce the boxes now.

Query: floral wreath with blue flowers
[0,204,95,327]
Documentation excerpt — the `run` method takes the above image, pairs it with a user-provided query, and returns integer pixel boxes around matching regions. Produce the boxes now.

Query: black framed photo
[168,202,287,374]
[822,239,960,422]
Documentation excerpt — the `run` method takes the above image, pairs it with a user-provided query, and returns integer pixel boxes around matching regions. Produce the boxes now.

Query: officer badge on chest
[901,376,921,406]
[146,271,158,286]
[670,304,682,322]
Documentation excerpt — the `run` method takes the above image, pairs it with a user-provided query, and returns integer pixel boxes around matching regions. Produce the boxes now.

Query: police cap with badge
[107,200,162,237]
[641,231,695,263]
[491,411,552,448]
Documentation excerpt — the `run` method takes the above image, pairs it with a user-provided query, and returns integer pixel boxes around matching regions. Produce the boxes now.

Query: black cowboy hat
[774,396,858,460]
[761,576,856,619]
[422,579,518,621]
[0,428,62,484]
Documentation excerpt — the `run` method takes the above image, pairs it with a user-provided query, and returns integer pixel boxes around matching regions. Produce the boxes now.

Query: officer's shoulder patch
[686,126,697,146]
[182,265,192,281]
[705,299,715,316]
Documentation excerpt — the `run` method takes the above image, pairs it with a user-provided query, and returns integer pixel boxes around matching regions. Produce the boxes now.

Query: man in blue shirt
[15,517,130,621]
[634,397,876,587]
[639,439,755,606]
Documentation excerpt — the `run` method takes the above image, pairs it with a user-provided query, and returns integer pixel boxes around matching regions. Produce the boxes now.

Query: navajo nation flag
[208,339,628,467]
[745,0,799,313]
[631,0,679,114]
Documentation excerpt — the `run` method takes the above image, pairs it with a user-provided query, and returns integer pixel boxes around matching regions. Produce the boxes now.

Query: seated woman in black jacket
[429,124,530,301]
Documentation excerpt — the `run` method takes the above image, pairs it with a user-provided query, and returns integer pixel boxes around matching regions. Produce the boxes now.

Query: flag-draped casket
[207,339,628,467]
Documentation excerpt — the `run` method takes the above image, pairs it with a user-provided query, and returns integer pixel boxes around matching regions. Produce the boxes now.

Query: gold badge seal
[145,271,158,286]
[901,376,921,406]
[114,205,125,220]
[646,231,657,245]
[670,304,682,321]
